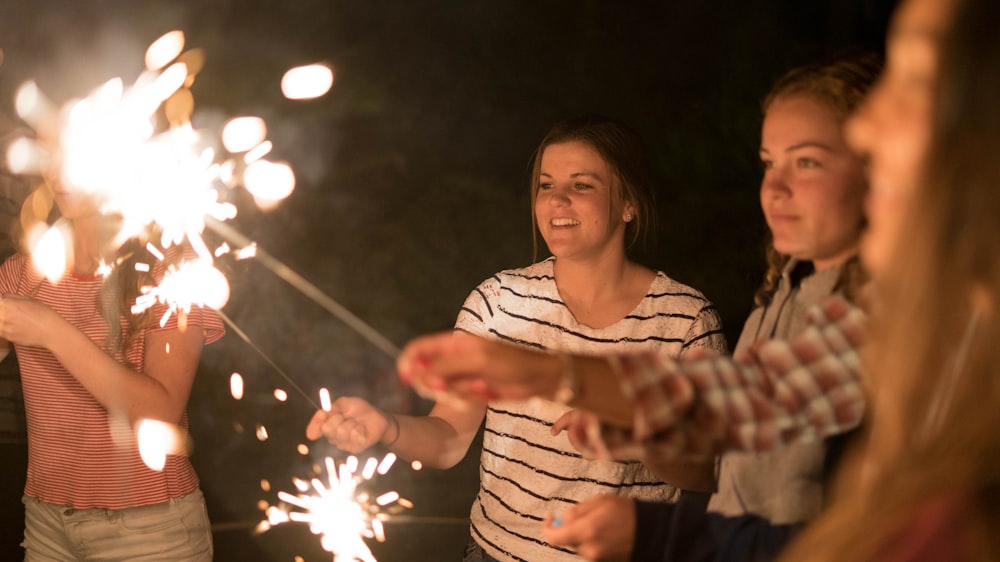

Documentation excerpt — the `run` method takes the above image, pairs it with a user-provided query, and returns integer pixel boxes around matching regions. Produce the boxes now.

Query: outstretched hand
[305,396,392,453]
[396,331,563,403]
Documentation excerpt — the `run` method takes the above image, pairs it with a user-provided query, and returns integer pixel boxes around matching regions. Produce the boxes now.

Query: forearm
[645,457,716,493]
[563,355,635,428]
[45,322,197,425]
[384,402,485,469]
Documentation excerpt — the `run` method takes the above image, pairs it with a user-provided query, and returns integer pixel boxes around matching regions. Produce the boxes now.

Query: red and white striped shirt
[0,253,224,510]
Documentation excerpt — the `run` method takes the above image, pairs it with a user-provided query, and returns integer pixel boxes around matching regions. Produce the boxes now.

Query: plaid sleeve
[580,296,867,461]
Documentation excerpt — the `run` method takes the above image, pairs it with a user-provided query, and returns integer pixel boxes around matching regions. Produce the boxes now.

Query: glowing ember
[221,116,267,154]
[131,257,231,320]
[230,373,244,400]
[28,223,68,283]
[319,388,332,412]
[244,159,295,208]
[145,30,185,72]
[256,424,269,441]
[273,388,288,402]
[260,455,410,562]
[281,64,334,100]
[136,418,184,471]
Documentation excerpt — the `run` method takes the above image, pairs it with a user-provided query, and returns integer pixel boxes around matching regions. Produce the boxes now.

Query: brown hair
[754,53,882,307]
[529,114,657,261]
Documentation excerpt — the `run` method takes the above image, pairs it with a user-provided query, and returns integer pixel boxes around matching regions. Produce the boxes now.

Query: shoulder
[648,272,716,314]
[0,253,33,291]
[493,259,554,287]
[474,259,554,295]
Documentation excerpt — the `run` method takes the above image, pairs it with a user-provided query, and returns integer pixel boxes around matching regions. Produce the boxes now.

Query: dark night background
[0,1,896,560]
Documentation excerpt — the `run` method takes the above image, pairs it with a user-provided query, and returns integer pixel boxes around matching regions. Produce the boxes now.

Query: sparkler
[258,453,411,562]
[5,29,420,561]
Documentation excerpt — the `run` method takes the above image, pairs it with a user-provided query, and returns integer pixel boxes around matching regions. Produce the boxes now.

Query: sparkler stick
[205,217,401,360]
[217,308,321,410]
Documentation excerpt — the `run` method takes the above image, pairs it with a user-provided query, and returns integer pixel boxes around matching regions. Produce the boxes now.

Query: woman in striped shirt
[0,170,224,560]
[307,114,726,561]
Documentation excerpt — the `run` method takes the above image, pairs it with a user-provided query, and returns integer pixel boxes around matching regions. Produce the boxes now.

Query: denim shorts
[22,489,213,561]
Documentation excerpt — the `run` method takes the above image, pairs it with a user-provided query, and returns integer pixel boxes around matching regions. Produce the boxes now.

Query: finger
[397,331,461,383]
[305,409,330,440]
[551,411,575,435]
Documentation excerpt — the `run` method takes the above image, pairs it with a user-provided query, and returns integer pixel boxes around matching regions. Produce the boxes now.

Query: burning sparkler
[5,30,292,316]
[4,28,416,561]
[257,452,411,562]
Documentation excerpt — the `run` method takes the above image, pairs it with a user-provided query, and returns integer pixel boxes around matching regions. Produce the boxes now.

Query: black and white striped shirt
[456,258,726,562]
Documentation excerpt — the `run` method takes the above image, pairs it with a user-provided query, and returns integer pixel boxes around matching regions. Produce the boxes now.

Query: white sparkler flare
[145,30,185,71]
[244,159,295,208]
[260,454,409,562]
[136,418,184,471]
[281,64,334,100]
[222,116,267,154]
[29,223,69,283]
[230,373,244,400]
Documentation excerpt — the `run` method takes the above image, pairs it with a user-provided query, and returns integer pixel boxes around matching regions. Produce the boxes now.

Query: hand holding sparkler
[0,294,63,348]
[306,396,397,453]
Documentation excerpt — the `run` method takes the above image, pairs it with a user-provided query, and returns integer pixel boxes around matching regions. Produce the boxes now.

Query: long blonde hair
[781,0,1000,558]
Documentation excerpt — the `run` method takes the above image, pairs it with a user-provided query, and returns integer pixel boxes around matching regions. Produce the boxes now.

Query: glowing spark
[8,31,302,319]
[256,424,269,441]
[297,443,310,455]
[244,140,273,164]
[260,479,271,492]
[261,455,409,562]
[376,453,396,476]
[281,64,334,100]
[230,373,244,400]
[235,243,257,260]
[319,388,332,412]
[244,159,295,208]
[273,388,288,402]
[410,460,423,471]
[221,116,266,154]
[132,258,230,317]
[136,418,184,471]
[29,223,68,283]
[6,137,41,174]
[145,30,185,72]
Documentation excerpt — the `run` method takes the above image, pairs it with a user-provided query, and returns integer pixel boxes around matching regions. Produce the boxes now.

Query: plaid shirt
[580,296,867,461]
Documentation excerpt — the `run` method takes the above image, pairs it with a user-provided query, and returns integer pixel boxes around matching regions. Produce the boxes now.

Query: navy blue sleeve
[631,495,803,562]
